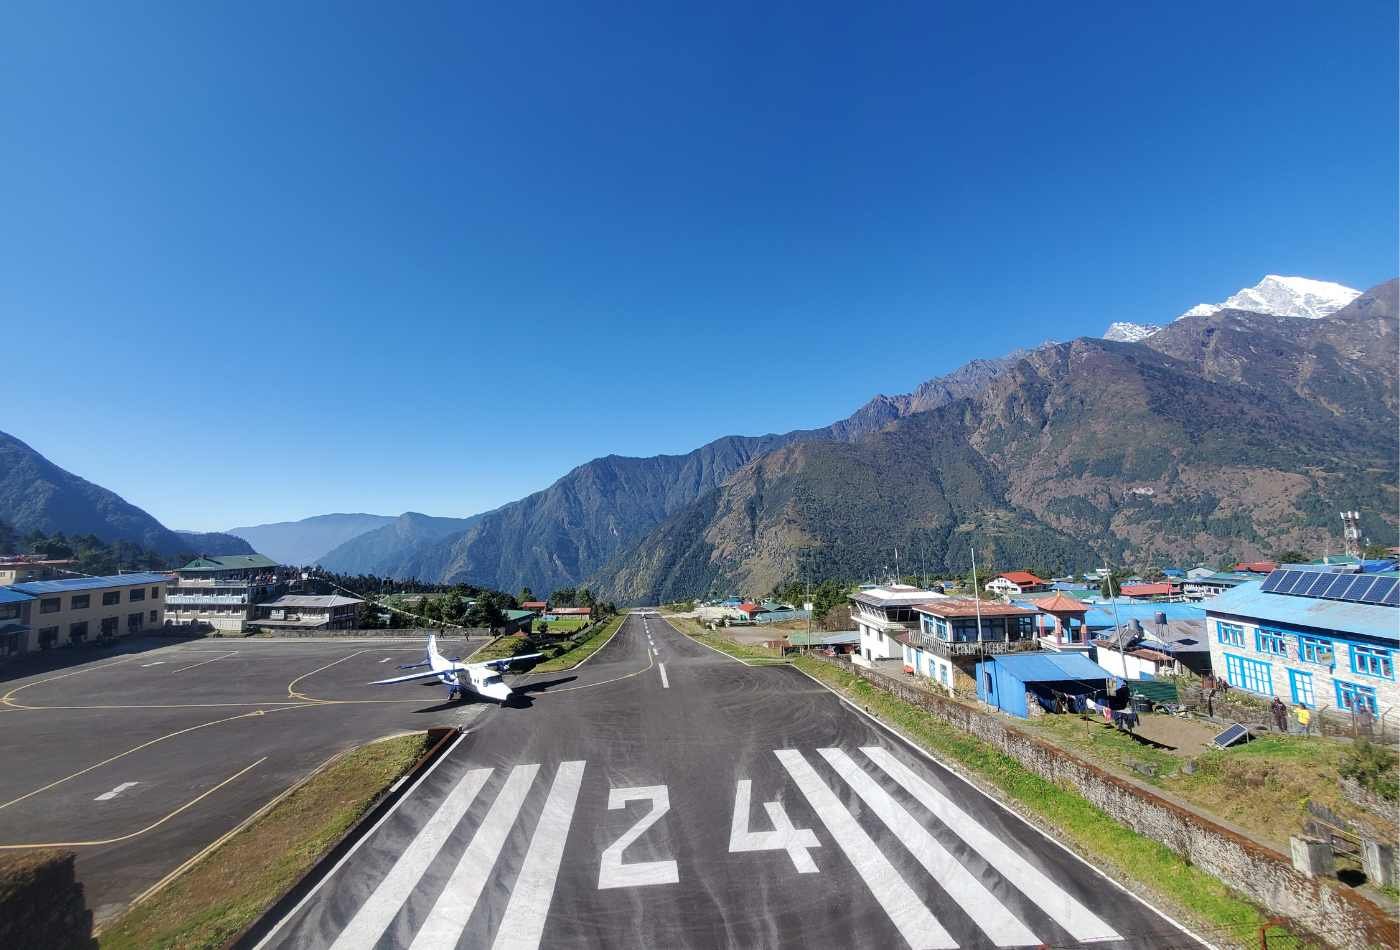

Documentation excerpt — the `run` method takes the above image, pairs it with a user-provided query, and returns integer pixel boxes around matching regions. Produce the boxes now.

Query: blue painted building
[975,651,1115,718]
[1205,568,1399,718]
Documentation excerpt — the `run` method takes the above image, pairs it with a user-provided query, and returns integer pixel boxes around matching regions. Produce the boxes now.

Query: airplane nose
[486,683,513,702]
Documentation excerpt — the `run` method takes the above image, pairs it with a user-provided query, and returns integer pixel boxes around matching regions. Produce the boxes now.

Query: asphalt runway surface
[258,615,1206,949]
[0,633,491,923]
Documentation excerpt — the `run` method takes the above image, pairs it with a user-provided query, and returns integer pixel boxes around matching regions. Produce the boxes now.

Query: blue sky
[3,2,1396,531]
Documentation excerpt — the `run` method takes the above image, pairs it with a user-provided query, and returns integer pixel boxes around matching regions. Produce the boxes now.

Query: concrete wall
[820,656,1394,948]
[27,580,167,650]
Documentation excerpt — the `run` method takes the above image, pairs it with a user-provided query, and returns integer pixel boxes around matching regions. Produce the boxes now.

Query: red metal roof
[1030,591,1089,612]
[998,571,1046,586]
[1233,561,1278,574]
[914,598,1038,619]
[522,601,548,609]
[1120,582,1173,596]
[739,602,763,614]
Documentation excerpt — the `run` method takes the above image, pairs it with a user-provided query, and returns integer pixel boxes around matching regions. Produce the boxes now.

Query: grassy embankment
[664,615,790,664]
[474,613,627,672]
[99,733,429,950]
[661,613,1301,945]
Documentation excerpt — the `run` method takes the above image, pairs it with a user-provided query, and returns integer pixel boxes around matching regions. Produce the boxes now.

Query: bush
[1339,739,1399,801]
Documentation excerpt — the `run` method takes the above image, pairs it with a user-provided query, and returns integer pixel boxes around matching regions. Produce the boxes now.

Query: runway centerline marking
[94,781,140,802]
[775,748,955,949]
[0,757,266,849]
[329,766,494,950]
[659,663,669,689]
[410,763,540,949]
[140,662,166,668]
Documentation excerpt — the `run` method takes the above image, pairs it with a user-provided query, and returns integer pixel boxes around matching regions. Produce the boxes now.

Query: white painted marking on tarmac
[328,767,493,950]
[598,785,678,889]
[140,662,165,667]
[253,731,469,950]
[380,657,392,663]
[658,663,669,688]
[94,782,139,801]
[410,763,540,949]
[775,749,955,949]
[820,748,1039,947]
[171,651,238,673]
[861,746,1121,943]
[728,779,819,873]
[491,761,586,950]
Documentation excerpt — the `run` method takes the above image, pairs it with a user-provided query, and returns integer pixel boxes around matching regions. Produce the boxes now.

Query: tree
[519,587,535,604]
[1273,549,1309,565]
[354,600,382,629]
[1100,568,1131,599]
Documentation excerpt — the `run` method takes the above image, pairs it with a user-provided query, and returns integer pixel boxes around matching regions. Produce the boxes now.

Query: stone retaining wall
[819,656,1395,948]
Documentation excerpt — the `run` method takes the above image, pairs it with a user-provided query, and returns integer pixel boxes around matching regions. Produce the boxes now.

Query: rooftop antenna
[894,546,901,584]
[1341,511,1362,559]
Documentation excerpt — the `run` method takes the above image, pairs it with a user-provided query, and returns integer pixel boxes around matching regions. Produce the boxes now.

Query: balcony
[921,636,1040,659]
[166,594,250,605]
[173,577,260,588]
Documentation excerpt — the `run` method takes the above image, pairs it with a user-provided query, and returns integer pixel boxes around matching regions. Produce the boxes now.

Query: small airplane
[370,634,544,704]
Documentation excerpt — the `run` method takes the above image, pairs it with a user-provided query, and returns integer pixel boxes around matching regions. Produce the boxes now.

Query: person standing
[1270,697,1288,732]
[1295,704,1311,736]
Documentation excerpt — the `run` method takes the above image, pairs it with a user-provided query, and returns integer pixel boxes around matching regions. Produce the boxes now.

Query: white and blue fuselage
[370,634,542,704]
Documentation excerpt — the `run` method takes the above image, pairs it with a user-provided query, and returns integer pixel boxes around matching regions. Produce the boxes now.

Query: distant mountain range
[0,431,252,558]
[226,513,397,566]
[4,276,1393,603]
[1102,274,1363,344]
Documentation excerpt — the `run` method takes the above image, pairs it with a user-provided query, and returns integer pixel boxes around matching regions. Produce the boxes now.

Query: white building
[849,584,944,665]
[984,571,1049,598]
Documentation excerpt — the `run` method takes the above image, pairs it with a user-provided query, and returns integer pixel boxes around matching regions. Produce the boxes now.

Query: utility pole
[971,544,984,645]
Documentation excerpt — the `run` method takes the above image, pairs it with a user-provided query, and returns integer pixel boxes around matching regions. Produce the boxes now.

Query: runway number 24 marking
[597,781,819,890]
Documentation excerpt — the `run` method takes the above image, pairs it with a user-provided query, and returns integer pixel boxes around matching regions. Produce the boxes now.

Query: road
[259,614,1203,949]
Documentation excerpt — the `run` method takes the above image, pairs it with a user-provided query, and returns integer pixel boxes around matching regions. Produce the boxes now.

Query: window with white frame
[1255,628,1287,657]
[1223,653,1272,696]
[1350,644,1393,680]
[1287,669,1314,707]
[1335,679,1378,715]
[1216,621,1245,648]
[1298,635,1333,665]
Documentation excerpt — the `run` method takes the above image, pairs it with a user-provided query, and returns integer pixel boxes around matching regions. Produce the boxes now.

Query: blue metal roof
[1206,581,1399,642]
[986,652,1112,683]
[9,572,172,595]
[0,588,35,604]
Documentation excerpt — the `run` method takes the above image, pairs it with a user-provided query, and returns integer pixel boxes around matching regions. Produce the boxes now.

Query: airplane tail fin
[427,632,443,664]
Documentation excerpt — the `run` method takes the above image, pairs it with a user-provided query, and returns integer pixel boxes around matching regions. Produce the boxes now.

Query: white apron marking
[95,782,139,801]
[658,663,669,688]
[491,762,586,950]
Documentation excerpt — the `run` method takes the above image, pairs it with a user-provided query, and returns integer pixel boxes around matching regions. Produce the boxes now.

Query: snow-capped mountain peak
[1103,322,1162,342]
[1176,275,1360,321]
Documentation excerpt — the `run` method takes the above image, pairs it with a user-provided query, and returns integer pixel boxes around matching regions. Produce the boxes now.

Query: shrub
[1339,739,1399,801]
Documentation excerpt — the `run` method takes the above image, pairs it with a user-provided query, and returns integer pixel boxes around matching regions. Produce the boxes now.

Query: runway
[256,615,1205,949]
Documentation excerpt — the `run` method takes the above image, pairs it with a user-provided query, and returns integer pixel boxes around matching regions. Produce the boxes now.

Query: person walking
[1270,697,1288,732]
[1294,704,1311,736]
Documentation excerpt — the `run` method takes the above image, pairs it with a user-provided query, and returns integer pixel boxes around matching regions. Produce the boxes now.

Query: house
[0,588,35,659]
[1082,601,1205,636]
[1093,616,1211,679]
[1233,561,1279,575]
[253,594,362,630]
[502,609,536,635]
[1185,566,1215,580]
[1119,581,1182,602]
[521,601,549,615]
[787,631,860,655]
[985,572,1049,597]
[0,555,78,586]
[848,584,944,665]
[7,573,171,653]
[975,652,1114,719]
[904,598,1040,689]
[1205,567,1398,718]
[166,554,283,632]
[1182,572,1253,602]
[1022,591,1091,648]
[544,606,592,621]
[1161,568,1186,579]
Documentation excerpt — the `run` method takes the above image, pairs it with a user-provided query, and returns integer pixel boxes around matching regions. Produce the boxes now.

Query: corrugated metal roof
[10,572,172,595]
[986,652,1111,683]
[260,595,360,608]
[1205,581,1398,642]
[789,631,860,646]
[0,588,36,604]
[177,554,279,572]
[1083,602,1204,629]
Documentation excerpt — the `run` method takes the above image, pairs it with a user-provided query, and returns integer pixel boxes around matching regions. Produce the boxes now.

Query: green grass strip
[531,613,626,672]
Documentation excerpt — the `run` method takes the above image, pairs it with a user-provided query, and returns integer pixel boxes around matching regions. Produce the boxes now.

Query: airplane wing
[397,660,431,671]
[369,666,467,686]
[479,653,546,671]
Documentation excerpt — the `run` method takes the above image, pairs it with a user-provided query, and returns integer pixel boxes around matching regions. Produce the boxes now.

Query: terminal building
[165,554,283,633]
[253,594,363,631]
[3,572,171,655]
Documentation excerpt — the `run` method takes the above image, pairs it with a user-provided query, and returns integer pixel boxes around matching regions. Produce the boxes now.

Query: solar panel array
[1260,569,1400,607]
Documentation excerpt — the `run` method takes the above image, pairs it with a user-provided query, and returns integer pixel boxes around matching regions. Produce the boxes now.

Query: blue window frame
[1335,679,1378,715]
[1255,629,1287,657]
[1223,653,1273,696]
[1287,669,1314,707]
[1298,635,1334,665]
[1350,644,1394,680]
[1216,621,1245,648]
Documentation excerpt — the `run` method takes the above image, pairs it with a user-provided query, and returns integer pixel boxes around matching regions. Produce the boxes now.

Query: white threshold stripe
[775,750,955,950]
[491,762,586,950]
[410,763,540,949]
[862,746,1121,943]
[329,767,493,950]
[658,663,669,688]
[820,749,1038,947]
[95,781,139,801]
